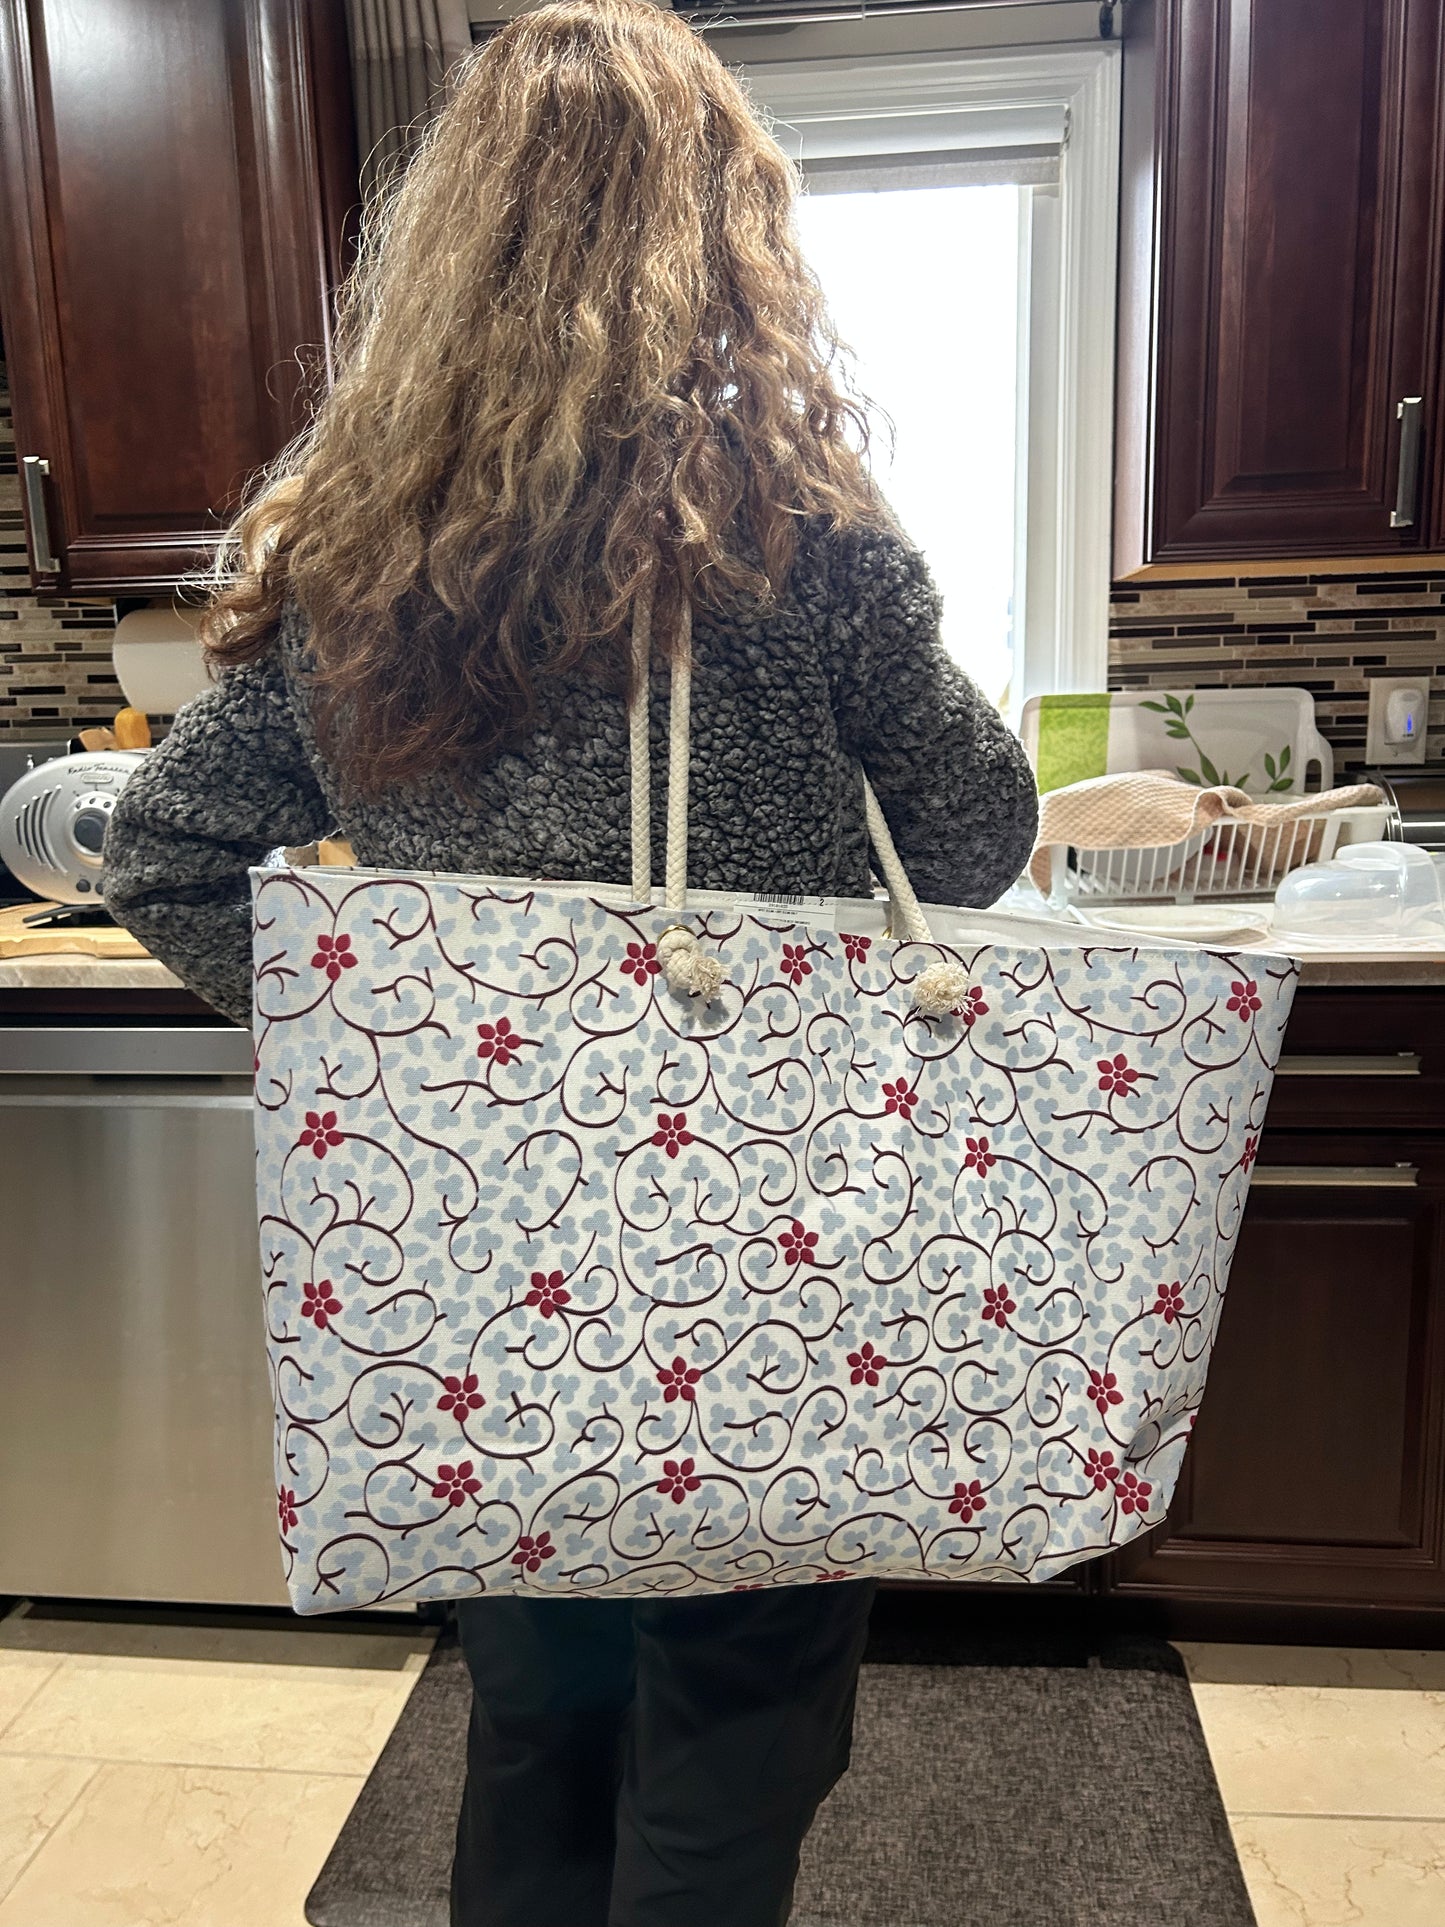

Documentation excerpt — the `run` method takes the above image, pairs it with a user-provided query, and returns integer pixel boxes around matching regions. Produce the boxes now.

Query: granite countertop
[0,954,183,991]
[0,939,1441,996]
[0,899,184,993]
[3,883,1444,994]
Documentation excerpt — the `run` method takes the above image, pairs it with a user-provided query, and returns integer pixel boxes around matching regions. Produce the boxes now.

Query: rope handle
[627,590,937,954]
[627,594,693,911]
[861,777,932,943]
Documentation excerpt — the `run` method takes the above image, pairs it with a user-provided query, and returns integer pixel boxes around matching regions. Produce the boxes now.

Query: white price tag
[731,893,838,929]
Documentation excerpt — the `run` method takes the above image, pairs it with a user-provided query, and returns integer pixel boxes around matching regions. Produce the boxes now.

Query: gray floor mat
[305,1620,1253,1927]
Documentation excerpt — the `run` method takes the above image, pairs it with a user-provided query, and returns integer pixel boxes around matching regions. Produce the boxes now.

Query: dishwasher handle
[0,1026,253,1078]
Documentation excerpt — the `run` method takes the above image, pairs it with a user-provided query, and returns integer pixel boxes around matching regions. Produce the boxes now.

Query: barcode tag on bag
[732,893,839,929]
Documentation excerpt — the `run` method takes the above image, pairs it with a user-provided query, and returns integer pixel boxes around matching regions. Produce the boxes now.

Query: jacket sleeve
[103,657,332,1025]
[821,523,1038,908]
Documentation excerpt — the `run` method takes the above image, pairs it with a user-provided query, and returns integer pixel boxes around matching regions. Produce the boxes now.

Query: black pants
[450,1579,877,1927]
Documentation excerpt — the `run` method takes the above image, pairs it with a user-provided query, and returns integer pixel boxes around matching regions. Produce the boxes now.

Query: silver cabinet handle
[1252,1164,1418,1188]
[20,455,60,573]
[1391,397,1424,529]
[1275,1053,1422,1077]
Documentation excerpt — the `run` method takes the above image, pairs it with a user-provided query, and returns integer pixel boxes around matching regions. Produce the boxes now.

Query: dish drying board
[1021,688,1336,795]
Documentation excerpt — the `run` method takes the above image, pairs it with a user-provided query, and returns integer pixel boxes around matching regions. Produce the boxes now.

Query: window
[795,178,1023,707]
[744,46,1120,715]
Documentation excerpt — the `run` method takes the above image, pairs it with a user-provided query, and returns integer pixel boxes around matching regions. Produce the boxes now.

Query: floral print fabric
[250,870,1296,1613]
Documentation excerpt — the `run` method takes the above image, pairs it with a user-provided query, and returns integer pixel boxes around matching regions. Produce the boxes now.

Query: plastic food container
[1272,841,1445,942]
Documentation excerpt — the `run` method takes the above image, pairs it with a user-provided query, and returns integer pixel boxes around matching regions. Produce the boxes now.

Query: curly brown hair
[204,0,884,795]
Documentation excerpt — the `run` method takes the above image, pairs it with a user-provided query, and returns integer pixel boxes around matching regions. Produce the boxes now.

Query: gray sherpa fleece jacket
[103,518,1038,1025]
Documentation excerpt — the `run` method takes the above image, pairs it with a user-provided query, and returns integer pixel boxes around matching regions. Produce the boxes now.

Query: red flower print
[1118,1470,1153,1516]
[818,1569,855,1582]
[525,1270,571,1318]
[964,1135,996,1175]
[658,1355,703,1403]
[846,1341,888,1387]
[981,1284,1016,1328]
[1085,1448,1118,1492]
[1227,978,1262,1017]
[300,1279,342,1331]
[657,1457,702,1503]
[948,1480,987,1523]
[652,1113,693,1159]
[477,1017,522,1066]
[278,1486,299,1532]
[1241,1134,1259,1173]
[311,932,357,983]
[622,941,660,986]
[1088,1369,1124,1415]
[512,1531,557,1573]
[431,1460,482,1508]
[779,1220,818,1268]
[1153,1280,1185,1324]
[956,986,989,1026]
[882,1078,917,1120]
[298,1110,342,1158]
[842,932,871,964]
[439,1372,485,1418]
[1097,1054,1140,1098]
[733,1582,765,1591]
[780,942,812,986]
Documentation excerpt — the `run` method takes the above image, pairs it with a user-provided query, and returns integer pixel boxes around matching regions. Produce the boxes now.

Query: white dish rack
[1040,804,1396,908]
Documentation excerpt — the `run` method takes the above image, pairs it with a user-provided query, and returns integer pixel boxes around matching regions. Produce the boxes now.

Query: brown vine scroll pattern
[251,870,1298,1613]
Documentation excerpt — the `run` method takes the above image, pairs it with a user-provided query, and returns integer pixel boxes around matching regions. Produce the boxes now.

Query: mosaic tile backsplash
[6,353,1445,763]
[1110,573,1445,778]
[0,356,125,740]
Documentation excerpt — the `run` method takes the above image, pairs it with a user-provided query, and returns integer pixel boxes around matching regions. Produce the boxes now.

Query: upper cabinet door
[1116,0,1445,571]
[0,0,356,593]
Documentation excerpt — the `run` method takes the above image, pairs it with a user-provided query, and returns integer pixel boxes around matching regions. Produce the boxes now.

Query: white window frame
[740,44,1121,706]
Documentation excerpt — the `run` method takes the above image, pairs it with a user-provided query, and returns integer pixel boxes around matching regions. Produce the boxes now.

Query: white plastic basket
[1041,805,1395,908]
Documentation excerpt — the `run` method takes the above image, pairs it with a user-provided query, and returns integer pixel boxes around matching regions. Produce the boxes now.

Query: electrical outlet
[1366,675,1431,765]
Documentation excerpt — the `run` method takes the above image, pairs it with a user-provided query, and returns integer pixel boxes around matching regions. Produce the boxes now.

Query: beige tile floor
[3,1601,1444,1925]
[0,1600,434,1926]
[1180,1642,1445,1926]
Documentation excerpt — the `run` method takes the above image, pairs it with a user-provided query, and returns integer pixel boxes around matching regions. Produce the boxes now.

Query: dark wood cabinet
[1118,1133,1445,1609]
[0,0,357,594]
[1116,0,1445,572]
[1104,986,1445,1626]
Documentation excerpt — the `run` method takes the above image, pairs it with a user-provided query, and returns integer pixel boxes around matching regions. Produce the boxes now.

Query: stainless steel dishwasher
[0,1023,288,1606]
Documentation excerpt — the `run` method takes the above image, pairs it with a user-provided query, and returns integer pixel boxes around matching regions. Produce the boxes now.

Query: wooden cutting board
[0,902,150,959]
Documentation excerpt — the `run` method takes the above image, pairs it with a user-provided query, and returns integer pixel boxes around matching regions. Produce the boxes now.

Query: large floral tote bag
[251,597,1298,1613]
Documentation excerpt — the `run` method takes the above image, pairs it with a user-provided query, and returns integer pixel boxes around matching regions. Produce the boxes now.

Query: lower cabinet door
[1118,1136,1445,1608]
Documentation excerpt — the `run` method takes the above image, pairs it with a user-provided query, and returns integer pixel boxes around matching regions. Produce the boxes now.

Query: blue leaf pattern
[251,870,1296,1612]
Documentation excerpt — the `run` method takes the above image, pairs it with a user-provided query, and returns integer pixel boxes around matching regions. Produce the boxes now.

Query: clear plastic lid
[1272,841,1445,940]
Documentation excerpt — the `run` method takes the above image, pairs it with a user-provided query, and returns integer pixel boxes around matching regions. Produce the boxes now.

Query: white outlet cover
[1366,675,1432,765]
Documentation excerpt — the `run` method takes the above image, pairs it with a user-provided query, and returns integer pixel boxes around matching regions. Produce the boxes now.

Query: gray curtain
[345,0,475,202]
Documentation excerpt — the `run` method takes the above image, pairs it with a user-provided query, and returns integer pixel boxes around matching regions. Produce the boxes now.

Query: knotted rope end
[911,960,973,1018]
[657,925,728,1004]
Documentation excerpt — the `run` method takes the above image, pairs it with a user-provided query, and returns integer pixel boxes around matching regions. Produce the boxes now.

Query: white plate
[1074,904,1275,946]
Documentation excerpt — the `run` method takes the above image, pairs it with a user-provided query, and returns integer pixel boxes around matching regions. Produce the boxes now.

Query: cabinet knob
[20,455,61,574]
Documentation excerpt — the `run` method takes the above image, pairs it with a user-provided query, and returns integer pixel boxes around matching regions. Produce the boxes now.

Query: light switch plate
[1366,675,1432,765]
